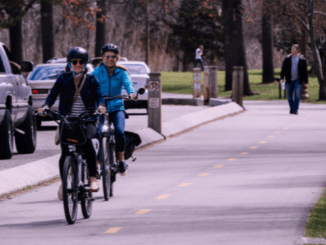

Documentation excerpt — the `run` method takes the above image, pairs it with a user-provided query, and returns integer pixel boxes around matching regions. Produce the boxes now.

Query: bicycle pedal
[91,198,95,201]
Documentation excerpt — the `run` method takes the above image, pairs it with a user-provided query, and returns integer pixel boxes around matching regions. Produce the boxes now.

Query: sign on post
[232,66,244,107]
[193,68,201,99]
[148,73,162,134]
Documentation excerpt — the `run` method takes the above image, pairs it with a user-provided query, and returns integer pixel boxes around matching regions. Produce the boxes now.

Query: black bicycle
[42,109,96,224]
[98,90,144,201]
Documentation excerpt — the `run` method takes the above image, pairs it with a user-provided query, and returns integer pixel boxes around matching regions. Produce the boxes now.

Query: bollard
[208,66,218,99]
[204,66,218,104]
[193,68,201,99]
[147,73,162,134]
[301,84,309,100]
[203,66,209,104]
[232,66,244,107]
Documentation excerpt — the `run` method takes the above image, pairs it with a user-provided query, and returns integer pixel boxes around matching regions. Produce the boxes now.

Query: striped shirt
[69,93,88,117]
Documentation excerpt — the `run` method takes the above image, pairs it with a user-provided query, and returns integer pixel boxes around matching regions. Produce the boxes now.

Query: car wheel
[0,109,14,159]
[15,106,37,154]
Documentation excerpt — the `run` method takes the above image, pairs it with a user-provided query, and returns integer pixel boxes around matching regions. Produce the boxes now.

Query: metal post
[147,73,162,134]
[193,68,201,99]
[232,66,244,107]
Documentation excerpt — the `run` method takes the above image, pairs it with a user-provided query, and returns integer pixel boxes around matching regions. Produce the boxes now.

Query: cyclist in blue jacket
[92,43,136,176]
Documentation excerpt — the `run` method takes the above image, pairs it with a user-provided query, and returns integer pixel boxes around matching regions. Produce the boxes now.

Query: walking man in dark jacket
[280,44,308,114]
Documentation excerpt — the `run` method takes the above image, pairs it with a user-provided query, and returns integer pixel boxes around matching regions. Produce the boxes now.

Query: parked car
[117,61,150,112]
[0,42,35,159]
[27,62,94,128]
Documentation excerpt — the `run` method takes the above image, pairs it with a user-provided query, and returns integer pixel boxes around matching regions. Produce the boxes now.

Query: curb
[0,102,244,198]
[0,154,60,197]
[297,236,326,245]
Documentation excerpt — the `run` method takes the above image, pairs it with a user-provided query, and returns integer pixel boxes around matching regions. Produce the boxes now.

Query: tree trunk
[262,0,274,84]
[146,2,150,67]
[307,1,326,100]
[41,0,54,63]
[95,0,106,57]
[223,0,253,95]
[222,0,233,91]
[9,20,22,64]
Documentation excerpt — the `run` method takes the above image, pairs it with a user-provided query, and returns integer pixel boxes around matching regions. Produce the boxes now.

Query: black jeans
[193,59,204,71]
[59,122,97,178]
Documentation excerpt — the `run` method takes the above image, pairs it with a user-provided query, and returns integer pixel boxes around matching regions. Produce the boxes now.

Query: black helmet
[101,43,119,55]
[67,47,88,61]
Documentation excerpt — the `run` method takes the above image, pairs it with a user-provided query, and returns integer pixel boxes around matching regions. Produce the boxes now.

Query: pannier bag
[124,131,141,160]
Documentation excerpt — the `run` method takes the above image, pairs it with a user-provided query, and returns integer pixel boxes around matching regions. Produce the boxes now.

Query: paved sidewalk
[0,94,242,197]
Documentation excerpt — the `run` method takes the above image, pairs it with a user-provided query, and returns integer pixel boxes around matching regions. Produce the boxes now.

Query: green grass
[160,69,325,103]
[304,187,326,238]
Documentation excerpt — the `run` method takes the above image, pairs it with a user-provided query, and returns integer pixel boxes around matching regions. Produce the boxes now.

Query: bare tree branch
[314,11,326,18]
[296,16,310,31]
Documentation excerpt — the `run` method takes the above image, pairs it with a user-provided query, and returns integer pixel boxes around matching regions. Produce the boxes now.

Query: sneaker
[90,177,100,192]
[293,111,298,115]
[290,109,294,114]
[118,161,128,176]
[58,182,63,201]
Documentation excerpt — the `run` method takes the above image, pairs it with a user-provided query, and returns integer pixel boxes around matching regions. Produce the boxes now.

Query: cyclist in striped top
[38,47,107,200]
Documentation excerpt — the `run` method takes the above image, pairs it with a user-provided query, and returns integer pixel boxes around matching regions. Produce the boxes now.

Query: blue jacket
[44,72,104,116]
[91,64,135,113]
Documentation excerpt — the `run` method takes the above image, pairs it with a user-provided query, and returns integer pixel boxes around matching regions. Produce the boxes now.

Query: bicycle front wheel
[101,137,111,201]
[81,162,93,219]
[62,156,78,224]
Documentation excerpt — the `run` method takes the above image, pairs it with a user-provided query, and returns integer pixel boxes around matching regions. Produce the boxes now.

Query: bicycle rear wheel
[81,162,93,219]
[62,156,78,224]
[101,137,111,201]
[109,142,116,197]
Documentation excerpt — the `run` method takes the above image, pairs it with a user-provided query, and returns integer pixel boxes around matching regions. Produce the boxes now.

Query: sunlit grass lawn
[160,69,324,103]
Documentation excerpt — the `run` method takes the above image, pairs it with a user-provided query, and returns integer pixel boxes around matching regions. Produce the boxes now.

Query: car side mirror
[21,61,33,72]
[137,88,145,95]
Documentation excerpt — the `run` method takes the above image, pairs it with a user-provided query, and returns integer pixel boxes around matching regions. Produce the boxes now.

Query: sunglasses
[71,60,86,65]
[103,55,117,60]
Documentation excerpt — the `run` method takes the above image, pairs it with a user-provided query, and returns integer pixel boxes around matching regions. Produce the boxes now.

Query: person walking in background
[193,45,204,71]
[280,44,308,115]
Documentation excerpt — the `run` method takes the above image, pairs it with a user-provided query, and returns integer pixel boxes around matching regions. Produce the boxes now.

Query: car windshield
[29,65,66,80]
[122,64,147,74]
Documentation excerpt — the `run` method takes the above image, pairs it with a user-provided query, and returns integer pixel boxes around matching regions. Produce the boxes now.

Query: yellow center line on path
[105,227,122,234]
[249,146,257,149]
[214,165,223,168]
[283,127,288,129]
[179,183,192,187]
[135,209,151,214]
[274,131,280,133]
[156,194,170,200]
[259,141,266,144]
[227,158,237,161]
[198,173,210,177]
[240,152,248,155]
[268,136,274,138]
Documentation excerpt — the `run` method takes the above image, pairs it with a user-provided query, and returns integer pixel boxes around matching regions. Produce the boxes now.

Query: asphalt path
[0,101,326,245]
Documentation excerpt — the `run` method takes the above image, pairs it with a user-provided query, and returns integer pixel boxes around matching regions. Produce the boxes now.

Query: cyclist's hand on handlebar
[98,105,107,114]
[129,93,136,100]
[38,106,49,117]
